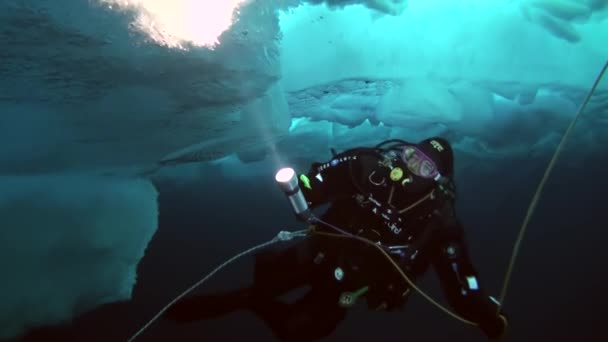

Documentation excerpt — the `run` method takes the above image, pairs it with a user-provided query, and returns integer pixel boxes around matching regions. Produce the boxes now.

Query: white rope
[127,229,308,342]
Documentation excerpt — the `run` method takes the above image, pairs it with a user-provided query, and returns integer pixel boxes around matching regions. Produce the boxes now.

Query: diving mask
[401,146,440,179]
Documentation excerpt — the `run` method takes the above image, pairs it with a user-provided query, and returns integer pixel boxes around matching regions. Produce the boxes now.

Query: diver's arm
[297,149,365,208]
[431,203,508,339]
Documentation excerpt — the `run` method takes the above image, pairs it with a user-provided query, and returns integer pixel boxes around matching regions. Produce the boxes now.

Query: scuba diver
[163,137,509,341]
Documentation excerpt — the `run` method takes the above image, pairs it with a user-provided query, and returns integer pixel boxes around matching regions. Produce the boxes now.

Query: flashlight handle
[284,186,312,222]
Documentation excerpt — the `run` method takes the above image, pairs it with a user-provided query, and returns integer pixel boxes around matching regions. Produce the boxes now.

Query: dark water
[19,147,608,341]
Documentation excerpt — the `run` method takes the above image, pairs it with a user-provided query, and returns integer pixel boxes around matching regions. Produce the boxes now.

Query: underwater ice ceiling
[0,0,607,340]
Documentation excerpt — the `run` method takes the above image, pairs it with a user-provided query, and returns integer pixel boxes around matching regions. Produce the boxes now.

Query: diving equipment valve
[275,167,312,222]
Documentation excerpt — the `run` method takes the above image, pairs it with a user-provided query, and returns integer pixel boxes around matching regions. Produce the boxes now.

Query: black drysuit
[165,147,506,341]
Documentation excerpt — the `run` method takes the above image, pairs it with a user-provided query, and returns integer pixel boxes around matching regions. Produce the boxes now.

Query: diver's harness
[127,58,608,342]
[275,147,469,319]
[345,140,456,243]
[309,140,456,309]
[306,140,461,310]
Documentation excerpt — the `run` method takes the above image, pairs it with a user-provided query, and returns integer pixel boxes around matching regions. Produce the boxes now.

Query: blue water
[18,145,608,341]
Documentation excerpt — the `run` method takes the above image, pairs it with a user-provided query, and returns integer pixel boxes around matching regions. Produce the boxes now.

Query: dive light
[275,167,312,222]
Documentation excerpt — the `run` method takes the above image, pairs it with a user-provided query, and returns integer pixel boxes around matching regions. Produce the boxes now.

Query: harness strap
[398,189,435,214]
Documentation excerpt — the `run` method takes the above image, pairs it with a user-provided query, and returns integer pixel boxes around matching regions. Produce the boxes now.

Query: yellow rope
[312,59,608,324]
[308,58,608,324]
[497,58,608,312]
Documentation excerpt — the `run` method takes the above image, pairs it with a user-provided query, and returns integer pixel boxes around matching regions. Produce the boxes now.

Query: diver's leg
[250,239,350,340]
[251,288,347,342]
[164,240,316,323]
[251,239,318,297]
[163,287,253,322]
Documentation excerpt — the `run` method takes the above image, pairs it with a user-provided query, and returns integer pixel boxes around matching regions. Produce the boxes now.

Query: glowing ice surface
[99,0,249,48]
